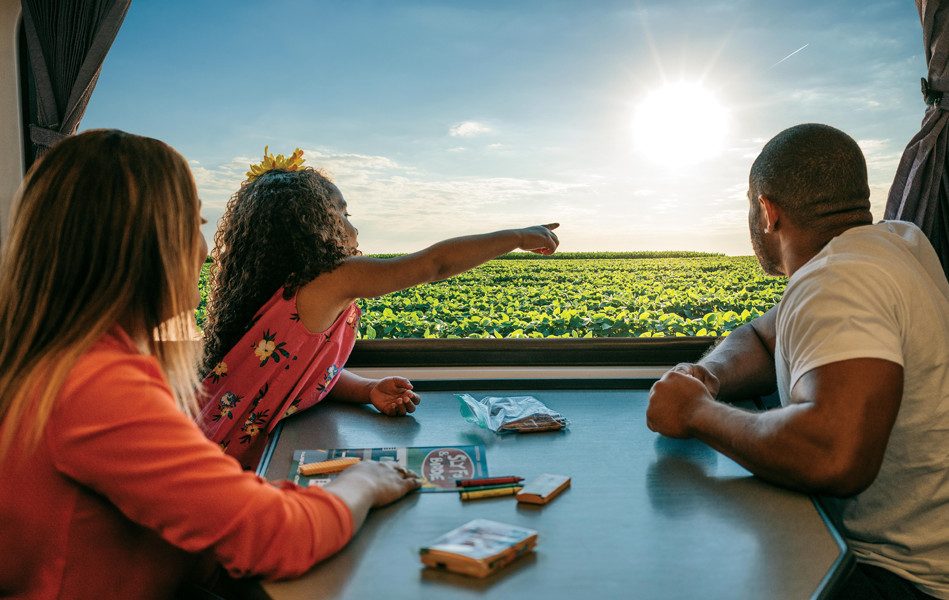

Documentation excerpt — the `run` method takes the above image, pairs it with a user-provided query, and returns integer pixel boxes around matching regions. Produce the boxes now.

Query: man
[646,123,948,599]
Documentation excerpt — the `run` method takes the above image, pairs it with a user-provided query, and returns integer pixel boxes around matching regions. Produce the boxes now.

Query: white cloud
[857,138,903,177]
[789,87,885,110]
[449,121,493,137]
[301,148,404,178]
[188,145,592,253]
[869,183,891,221]
[189,159,246,207]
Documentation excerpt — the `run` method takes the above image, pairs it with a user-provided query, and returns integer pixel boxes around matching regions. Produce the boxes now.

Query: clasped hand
[646,363,719,438]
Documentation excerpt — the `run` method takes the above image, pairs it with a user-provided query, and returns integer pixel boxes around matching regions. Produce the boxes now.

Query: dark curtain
[20,0,130,160]
[886,0,949,279]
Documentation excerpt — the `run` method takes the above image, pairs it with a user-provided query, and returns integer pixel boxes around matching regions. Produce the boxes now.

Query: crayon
[460,486,523,501]
[298,456,361,476]
[455,483,524,493]
[456,476,524,488]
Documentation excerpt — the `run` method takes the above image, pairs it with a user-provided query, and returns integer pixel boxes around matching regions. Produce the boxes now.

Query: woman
[0,130,419,599]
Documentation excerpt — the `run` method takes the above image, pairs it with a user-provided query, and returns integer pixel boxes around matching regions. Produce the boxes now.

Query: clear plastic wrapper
[456,394,568,433]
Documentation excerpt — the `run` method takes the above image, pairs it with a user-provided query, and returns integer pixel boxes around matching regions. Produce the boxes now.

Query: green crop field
[197,254,786,338]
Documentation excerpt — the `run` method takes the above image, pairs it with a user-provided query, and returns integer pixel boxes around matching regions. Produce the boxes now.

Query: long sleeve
[46,348,353,580]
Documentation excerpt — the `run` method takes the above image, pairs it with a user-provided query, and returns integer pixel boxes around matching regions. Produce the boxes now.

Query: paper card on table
[290,446,488,492]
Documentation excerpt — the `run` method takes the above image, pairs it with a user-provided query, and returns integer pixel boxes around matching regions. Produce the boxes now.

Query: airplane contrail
[768,43,809,69]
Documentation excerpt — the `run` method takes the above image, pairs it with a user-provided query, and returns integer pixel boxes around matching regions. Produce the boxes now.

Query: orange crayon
[298,456,361,476]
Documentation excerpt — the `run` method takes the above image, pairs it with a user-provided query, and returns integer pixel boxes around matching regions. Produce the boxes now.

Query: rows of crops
[369,251,724,260]
[356,256,784,338]
[197,256,785,338]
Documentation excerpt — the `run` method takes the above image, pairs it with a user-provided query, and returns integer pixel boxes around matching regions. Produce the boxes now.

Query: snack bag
[456,394,568,433]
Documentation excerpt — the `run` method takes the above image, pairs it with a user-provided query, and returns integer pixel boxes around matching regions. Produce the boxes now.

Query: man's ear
[758,195,781,233]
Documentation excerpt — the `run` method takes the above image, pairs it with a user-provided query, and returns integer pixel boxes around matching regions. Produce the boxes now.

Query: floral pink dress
[201,288,360,470]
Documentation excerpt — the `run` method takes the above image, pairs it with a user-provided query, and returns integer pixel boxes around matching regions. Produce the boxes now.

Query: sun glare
[632,82,729,167]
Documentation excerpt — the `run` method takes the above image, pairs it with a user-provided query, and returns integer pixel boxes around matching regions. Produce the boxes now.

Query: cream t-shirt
[774,221,949,598]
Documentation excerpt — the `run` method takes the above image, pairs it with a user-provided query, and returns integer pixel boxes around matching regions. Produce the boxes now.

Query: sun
[632,82,729,167]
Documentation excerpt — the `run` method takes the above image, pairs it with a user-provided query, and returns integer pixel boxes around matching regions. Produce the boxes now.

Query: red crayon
[456,476,524,488]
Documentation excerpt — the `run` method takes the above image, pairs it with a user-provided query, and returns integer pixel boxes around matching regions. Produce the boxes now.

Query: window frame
[0,6,24,241]
[9,20,738,367]
[349,336,715,368]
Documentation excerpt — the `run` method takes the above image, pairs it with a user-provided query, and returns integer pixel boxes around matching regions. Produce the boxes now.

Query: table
[252,385,851,600]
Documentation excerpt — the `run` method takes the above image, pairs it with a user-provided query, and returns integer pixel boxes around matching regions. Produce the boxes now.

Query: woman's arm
[324,461,420,531]
[50,355,418,580]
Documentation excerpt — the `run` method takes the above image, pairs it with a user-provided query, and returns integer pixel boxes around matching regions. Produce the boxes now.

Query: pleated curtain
[20,0,130,160]
[886,0,949,279]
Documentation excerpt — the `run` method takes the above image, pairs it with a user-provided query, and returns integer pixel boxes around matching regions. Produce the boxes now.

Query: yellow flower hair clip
[245,145,306,182]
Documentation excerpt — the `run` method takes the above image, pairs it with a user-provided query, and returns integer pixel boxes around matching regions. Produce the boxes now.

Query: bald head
[750,124,872,232]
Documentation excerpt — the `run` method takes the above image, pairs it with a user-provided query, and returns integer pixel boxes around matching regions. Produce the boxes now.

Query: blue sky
[82,0,926,254]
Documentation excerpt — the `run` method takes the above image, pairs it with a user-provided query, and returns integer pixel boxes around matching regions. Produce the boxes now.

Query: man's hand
[368,377,421,416]
[670,362,721,397]
[646,370,716,438]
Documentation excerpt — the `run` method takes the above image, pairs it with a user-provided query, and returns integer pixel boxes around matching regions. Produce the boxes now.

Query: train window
[81,0,923,340]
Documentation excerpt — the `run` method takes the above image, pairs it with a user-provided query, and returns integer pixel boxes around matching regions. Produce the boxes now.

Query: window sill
[348,337,717,368]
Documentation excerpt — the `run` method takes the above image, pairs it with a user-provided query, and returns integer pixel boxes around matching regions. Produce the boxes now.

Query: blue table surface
[255,387,849,600]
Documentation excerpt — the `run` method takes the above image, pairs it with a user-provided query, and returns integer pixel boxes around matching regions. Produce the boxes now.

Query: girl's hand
[517,223,560,255]
[368,377,421,416]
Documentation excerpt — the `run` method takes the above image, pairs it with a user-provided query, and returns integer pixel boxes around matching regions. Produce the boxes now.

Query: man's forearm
[689,399,843,494]
[700,322,777,402]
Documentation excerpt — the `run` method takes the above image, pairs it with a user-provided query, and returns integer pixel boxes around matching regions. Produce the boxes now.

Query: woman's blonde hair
[0,129,203,460]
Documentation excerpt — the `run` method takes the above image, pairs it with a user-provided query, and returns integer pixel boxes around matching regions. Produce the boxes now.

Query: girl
[0,130,419,599]
[201,147,559,469]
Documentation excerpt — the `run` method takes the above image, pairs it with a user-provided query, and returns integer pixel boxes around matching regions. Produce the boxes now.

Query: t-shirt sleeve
[778,259,905,394]
[46,352,353,580]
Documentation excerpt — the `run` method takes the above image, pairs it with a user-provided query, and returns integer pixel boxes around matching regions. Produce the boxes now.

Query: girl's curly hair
[202,168,355,374]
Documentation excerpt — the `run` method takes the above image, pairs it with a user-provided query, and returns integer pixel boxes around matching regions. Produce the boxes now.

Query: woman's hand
[335,460,421,507]
[368,377,421,416]
[517,223,560,255]
[325,461,421,530]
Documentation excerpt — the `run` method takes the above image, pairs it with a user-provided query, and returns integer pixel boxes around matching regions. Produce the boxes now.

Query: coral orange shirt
[0,328,353,600]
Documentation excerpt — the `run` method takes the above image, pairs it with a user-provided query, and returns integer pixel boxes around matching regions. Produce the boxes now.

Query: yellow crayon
[460,486,523,501]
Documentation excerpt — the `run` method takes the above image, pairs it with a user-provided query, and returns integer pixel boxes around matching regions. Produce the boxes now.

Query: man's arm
[678,306,779,402]
[647,357,903,496]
